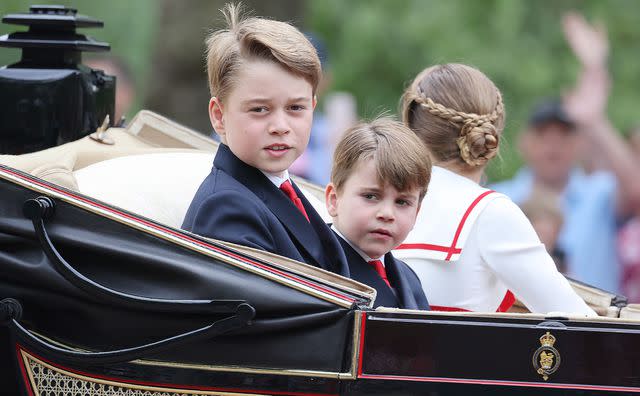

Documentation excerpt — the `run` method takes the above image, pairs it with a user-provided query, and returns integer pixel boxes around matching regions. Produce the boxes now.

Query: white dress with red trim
[394,166,595,315]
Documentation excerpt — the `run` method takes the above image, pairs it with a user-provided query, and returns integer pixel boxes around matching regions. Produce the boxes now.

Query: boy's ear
[325,183,339,218]
[209,97,226,138]
[312,95,318,110]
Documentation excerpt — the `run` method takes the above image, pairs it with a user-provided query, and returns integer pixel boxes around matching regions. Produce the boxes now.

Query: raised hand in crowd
[561,11,640,215]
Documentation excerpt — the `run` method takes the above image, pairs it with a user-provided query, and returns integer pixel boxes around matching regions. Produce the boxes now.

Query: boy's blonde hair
[331,117,432,200]
[401,63,505,168]
[206,3,321,100]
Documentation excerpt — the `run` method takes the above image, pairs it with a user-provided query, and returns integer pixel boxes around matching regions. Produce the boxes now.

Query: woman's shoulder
[476,194,539,242]
[427,167,490,203]
[479,193,524,218]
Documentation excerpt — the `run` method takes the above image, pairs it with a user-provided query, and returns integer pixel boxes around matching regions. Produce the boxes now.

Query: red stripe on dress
[496,290,515,312]
[445,190,495,260]
[395,243,460,254]
[397,191,495,260]
[430,290,514,313]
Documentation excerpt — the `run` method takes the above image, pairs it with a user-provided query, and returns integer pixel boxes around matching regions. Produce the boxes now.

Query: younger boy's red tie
[368,259,391,288]
[279,180,310,222]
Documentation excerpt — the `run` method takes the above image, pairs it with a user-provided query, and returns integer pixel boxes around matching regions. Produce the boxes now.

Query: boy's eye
[396,199,413,207]
[362,193,378,200]
[289,104,306,111]
[250,106,268,113]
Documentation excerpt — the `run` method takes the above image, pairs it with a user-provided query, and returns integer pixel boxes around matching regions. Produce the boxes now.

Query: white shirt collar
[261,169,291,188]
[331,224,385,266]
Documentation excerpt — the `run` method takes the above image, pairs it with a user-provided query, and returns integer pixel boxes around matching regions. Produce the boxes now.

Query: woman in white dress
[394,63,595,315]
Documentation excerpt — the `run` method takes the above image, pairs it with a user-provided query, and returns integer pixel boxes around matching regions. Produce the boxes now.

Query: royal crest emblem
[532,331,561,381]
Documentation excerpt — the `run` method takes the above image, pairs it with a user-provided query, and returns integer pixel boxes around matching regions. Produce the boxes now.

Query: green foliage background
[2,1,639,181]
[306,0,640,181]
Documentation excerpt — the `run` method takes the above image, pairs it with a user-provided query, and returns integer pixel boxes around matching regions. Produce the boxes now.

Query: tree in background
[144,0,305,134]
[306,0,640,181]
[3,0,640,181]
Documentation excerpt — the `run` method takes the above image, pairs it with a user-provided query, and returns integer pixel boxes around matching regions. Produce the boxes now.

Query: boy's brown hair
[331,117,432,200]
[205,3,321,100]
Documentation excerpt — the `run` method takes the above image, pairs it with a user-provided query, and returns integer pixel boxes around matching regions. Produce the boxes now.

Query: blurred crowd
[101,12,640,301]
[490,13,640,301]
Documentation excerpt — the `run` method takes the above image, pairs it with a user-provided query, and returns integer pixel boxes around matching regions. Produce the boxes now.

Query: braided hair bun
[401,64,505,168]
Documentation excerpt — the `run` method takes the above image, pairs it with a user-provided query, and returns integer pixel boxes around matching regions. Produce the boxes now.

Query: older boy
[182,4,348,276]
[325,118,431,309]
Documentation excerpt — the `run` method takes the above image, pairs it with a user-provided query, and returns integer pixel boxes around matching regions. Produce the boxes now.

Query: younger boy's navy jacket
[335,233,430,310]
[182,144,349,277]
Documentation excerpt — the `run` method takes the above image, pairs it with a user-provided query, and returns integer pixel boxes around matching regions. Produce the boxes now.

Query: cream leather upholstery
[74,151,331,229]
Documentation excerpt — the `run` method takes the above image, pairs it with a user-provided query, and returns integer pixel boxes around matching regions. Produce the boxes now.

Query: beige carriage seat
[0,128,163,190]
[0,110,210,191]
[73,151,331,228]
[620,304,640,319]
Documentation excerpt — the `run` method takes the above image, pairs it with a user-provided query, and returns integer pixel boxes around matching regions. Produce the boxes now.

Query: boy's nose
[376,202,395,222]
[268,112,290,135]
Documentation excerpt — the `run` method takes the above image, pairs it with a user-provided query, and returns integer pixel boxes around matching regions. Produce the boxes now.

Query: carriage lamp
[0,5,115,154]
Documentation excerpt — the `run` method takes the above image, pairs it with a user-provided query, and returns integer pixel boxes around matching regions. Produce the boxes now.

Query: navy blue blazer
[334,232,430,310]
[182,144,350,277]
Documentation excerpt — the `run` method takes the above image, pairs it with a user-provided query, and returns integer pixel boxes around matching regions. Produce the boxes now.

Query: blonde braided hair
[415,93,503,166]
[401,64,505,168]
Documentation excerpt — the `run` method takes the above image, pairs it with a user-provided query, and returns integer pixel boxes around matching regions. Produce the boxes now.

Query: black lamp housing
[0,5,115,154]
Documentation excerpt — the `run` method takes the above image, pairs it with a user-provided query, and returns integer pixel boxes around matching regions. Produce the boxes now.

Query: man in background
[492,13,640,292]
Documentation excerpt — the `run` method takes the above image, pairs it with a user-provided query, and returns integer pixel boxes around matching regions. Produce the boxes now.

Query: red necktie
[280,180,310,222]
[368,259,391,288]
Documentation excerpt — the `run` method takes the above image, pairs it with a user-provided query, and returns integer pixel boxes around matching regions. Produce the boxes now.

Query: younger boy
[182,4,348,276]
[325,118,431,309]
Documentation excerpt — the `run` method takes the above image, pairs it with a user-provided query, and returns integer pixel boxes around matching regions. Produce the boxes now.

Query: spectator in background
[85,55,135,126]
[519,189,567,273]
[628,126,640,156]
[618,212,640,302]
[290,33,358,185]
[491,12,640,293]
[617,127,640,302]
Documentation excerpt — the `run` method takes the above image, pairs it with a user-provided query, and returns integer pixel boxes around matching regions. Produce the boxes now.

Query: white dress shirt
[261,169,291,188]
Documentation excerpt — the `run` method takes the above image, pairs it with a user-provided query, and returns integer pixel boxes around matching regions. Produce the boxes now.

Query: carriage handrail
[23,196,245,314]
[1,298,255,364]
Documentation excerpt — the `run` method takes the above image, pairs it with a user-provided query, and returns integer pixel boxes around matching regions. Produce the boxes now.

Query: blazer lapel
[214,145,332,270]
[384,252,419,310]
[294,184,350,277]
